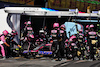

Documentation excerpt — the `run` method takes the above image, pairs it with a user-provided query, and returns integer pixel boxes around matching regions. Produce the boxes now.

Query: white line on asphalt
[60,62,69,66]
[74,60,87,64]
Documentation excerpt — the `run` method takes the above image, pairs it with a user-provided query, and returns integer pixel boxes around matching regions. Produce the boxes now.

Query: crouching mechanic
[10,30,22,48]
[10,30,22,56]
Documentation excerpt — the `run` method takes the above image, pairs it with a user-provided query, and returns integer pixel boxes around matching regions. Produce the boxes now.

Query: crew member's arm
[75,23,79,34]
[1,35,10,47]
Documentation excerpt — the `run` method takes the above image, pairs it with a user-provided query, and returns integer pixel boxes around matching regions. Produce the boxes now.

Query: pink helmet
[69,35,76,41]
[36,39,39,42]
[65,39,68,42]
[90,24,94,28]
[3,30,8,36]
[71,43,76,46]
[53,23,59,28]
[26,21,31,25]
[71,35,76,40]
[11,30,18,35]
[69,38,73,41]
[24,22,27,25]
[60,24,65,29]
[40,39,43,42]
[86,25,89,28]
[79,29,83,32]
[72,36,76,39]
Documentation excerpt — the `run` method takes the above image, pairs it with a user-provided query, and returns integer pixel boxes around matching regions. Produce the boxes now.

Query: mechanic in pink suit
[0,34,6,60]
[1,30,10,47]
[0,30,10,59]
[1,30,10,58]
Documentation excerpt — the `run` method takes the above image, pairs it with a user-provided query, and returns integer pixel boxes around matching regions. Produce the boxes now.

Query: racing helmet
[39,29,44,34]
[65,39,68,43]
[11,30,18,35]
[72,36,76,39]
[71,35,77,42]
[90,24,94,28]
[90,24,94,31]
[53,23,59,28]
[60,24,66,30]
[79,29,83,33]
[39,29,45,37]
[69,35,76,42]
[3,30,9,36]
[86,25,89,28]
[26,21,31,26]
[24,22,27,25]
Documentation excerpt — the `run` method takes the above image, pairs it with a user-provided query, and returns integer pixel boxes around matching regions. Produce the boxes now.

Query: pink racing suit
[0,34,5,57]
[1,35,9,47]
[0,44,5,57]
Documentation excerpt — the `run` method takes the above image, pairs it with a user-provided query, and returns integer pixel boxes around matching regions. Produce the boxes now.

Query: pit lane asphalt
[0,57,67,67]
[0,57,100,67]
[54,60,100,67]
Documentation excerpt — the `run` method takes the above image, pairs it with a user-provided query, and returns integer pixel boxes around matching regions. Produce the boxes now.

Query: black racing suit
[88,31,97,60]
[59,29,67,58]
[78,33,85,60]
[51,29,59,59]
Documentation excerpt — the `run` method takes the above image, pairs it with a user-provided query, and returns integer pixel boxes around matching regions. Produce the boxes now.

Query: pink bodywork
[45,44,52,51]
[45,44,52,46]
[78,11,85,13]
